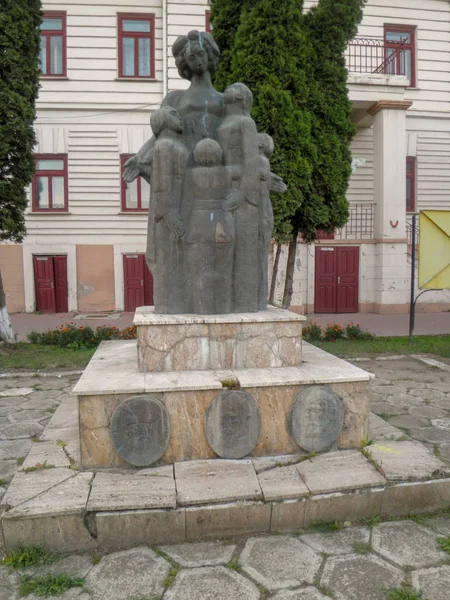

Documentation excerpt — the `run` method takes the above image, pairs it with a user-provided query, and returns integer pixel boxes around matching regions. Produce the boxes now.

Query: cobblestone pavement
[0,354,448,599]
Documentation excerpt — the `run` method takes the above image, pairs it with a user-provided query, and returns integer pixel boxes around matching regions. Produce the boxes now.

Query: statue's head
[172,30,220,80]
[150,106,183,136]
[259,133,274,158]
[193,139,223,167]
[223,83,253,112]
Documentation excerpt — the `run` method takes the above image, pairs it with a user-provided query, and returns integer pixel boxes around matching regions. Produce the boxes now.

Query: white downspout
[163,0,168,97]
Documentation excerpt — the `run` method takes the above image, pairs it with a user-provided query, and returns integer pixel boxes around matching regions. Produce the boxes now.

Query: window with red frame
[32,156,68,212]
[40,13,66,77]
[121,156,150,211]
[206,11,211,33]
[118,14,155,78]
[406,157,416,212]
[384,25,416,87]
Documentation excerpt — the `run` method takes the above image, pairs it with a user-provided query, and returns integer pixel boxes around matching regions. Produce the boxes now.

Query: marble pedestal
[135,307,305,372]
[74,333,372,469]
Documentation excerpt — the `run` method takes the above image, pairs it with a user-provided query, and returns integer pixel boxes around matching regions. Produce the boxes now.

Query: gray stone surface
[251,452,308,474]
[205,390,261,459]
[321,554,404,600]
[272,590,330,600]
[388,414,430,429]
[369,413,406,442]
[410,427,450,444]
[411,565,450,600]
[423,514,450,535]
[87,472,176,511]
[164,566,260,600]
[159,541,236,567]
[258,465,309,501]
[85,547,168,600]
[240,536,323,591]
[21,441,71,470]
[110,395,170,467]
[301,526,370,555]
[2,469,74,509]
[0,388,33,397]
[372,521,447,568]
[290,386,344,452]
[175,459,262,505]
[296,450,386,494]
[369,440,447,481]
[186,501,271,539]
[0,421,44,440]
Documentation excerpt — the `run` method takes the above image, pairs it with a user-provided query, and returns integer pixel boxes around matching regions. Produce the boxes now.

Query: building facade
[1,0,450,315]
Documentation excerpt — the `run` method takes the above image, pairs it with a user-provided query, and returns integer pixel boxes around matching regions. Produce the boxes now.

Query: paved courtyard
[0,353,448,599]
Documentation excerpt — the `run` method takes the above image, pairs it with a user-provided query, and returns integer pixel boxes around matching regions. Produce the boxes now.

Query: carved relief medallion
[290,386,344,452]
[111,395,170,467]
[205,390,261,459]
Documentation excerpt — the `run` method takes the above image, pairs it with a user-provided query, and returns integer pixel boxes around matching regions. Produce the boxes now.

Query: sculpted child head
[259,133,274,158]
[150,106,183,137]
[223,83,253,111]
[172,30,220,80]
[193,139,223,167]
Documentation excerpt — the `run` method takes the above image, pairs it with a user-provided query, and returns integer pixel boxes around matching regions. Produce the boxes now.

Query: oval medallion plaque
[205,390,261,459]
[111,395,170,467]
[289,386,344,452]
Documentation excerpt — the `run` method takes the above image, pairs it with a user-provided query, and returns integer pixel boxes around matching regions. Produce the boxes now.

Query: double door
[123,254,154,311]
[314,246,359,313]
[33,255,68,313]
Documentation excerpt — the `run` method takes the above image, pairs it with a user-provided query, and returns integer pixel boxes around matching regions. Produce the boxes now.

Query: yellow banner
[418,210,450,289]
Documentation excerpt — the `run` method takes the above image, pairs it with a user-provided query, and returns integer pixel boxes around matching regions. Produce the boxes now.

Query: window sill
[40,76,69,81]
[119,211,148,215]
[28,211,70,215]
[115,77,158,82]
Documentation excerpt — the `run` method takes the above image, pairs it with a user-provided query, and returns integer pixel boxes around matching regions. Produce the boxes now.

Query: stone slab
[0,388,33,397]
[186,501,271,539]
[87,472,176,511]
[163,566,260,600]
[411,565,450,600]
[303,487,385,526]
[240,536,323,591]
[381,479,450,517]
[2,469,74,509]
[5,472,93,518]
[21,442,71,470]
[252,452,308,474]
[300,526,370,555]
[369,440,448,481]
[175,459,262,505]
[159,541,236,567]
[296,450,386,494]
[258,465,309,501]
[95,508,186,549]
[272,589,330,600]
[271,499,307,532]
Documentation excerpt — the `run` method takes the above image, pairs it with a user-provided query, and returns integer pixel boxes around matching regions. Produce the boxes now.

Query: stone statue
[123,30,287,315]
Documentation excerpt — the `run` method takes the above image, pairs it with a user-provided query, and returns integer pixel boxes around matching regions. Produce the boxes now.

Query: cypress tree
[0,0,41,340]
[0,0,41,244]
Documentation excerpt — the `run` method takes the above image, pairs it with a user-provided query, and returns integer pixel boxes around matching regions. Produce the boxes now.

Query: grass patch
[309,520,343,533]
[437,536,450,553]
[23,461,54,473]
[226,557,242,572]
[0,343,95,371]
[2,546,58,570]
[384,588,424,600]
[162,566,179,588]
[361,515,382,528]
[353,542,372,555]
[19,573,84,597]
[312,335,450,358]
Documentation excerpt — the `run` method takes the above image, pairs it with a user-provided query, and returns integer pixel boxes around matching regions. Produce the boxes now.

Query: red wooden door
[123,254,154,311]
[53,256,68,312]
[315,247,337,313]
[33,256,56,313]
[315,246,359,313]
[336,246,359,313]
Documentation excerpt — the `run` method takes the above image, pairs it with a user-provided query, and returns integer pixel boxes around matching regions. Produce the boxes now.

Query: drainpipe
[162,0,168,97]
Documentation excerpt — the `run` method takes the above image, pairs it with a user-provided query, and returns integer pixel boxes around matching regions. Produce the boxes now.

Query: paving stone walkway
[0,353,448,599]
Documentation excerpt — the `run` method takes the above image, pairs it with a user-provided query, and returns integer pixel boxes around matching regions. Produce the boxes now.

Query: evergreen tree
[0,0,41,340]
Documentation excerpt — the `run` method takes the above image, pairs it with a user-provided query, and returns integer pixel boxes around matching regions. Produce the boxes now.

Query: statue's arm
[270,172,287,193]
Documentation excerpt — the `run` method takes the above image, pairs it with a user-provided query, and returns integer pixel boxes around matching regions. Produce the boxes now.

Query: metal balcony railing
[345,37,407,77]
[316,203,375,241]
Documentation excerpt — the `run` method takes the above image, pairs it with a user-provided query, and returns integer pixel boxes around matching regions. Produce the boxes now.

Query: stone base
[134,306,306,372]
[74,341,372,469]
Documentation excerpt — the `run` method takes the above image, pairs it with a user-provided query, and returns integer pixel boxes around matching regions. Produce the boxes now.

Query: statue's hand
[123,156,140,183]
[165,209,185,241]
[259,219,273,241]
[223,190,245,212]
[270,173,287,194]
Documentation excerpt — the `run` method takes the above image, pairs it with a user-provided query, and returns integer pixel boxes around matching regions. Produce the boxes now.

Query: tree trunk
[0,271,15,343]
[282,235,298,309]
[269,242,282,305]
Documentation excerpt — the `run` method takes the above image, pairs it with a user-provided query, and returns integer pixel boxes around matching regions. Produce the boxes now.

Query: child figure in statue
[147,106,188,314]
[185,139,243,314]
